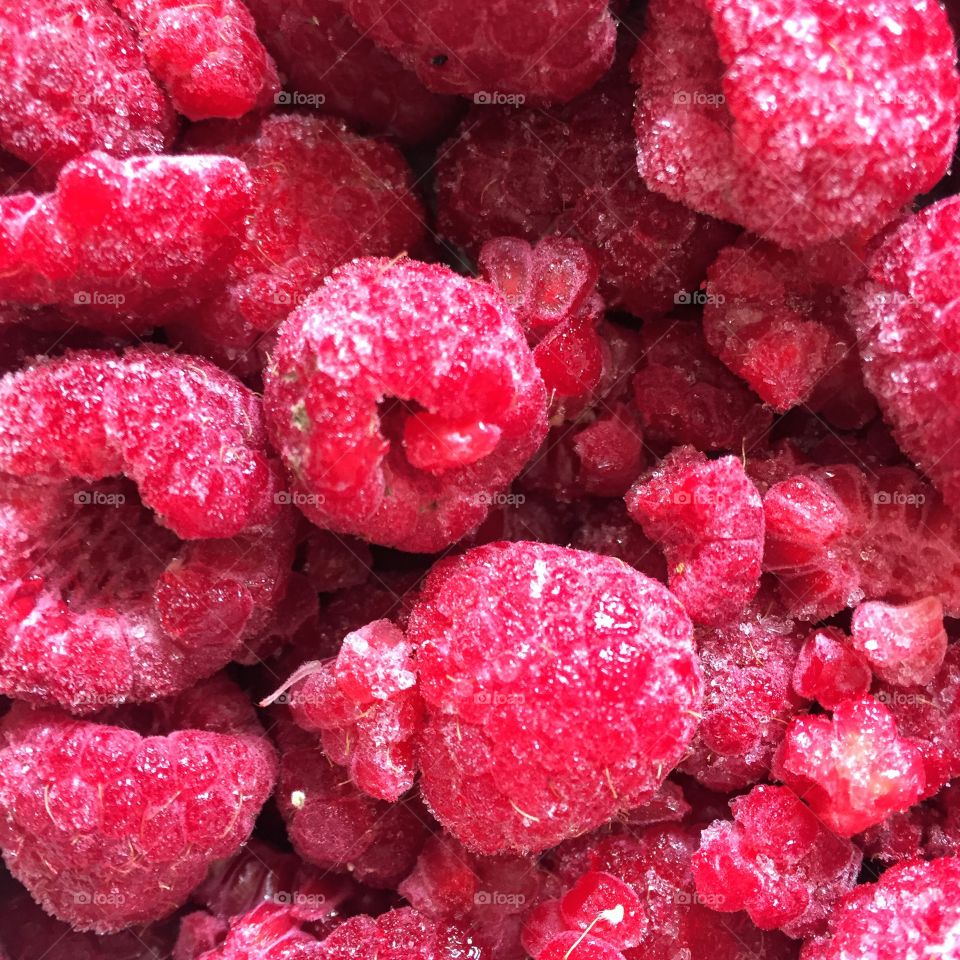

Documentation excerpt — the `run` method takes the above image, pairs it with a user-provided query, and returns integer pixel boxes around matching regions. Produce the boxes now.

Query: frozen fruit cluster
[4,0,960,958]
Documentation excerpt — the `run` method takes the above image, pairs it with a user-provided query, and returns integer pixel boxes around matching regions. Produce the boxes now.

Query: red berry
[793,628,872,711]
[569,500,667,584]
[264,258,547,553]
[633,0,960,248]
[409,541,701,854]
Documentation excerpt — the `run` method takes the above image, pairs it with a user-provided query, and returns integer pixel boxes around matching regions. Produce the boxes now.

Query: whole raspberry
[633,0,960,249]
[679,601,807,791]
[264,258,547,553]
[171,113,425,376]
[0,677,277,932]
[409,541,702,854]
[772,696,926,837]
[626,447,765,627]
[693,785,862,939]
[632,318,772,454]
[244,0,460,144]
[0,0,176,183]
[848,197,960,511]
[792,628,872,711]
[112,0,279,120]
[436,78,736,316]
[802,858,960,960]
[341,0,615,102]
[0,152,252,331]
[703,239,875,428]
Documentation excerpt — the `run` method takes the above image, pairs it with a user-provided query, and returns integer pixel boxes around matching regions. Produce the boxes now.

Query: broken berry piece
[792,628,872,711]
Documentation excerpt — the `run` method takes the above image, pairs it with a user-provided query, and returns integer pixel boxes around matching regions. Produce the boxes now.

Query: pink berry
[341,0,615,102]
[335,620,416,707]
[0,677,277,932]
[263,258,547,553]
[633,0,960,248]
[626,447,765,627]
[409,541,702,854]
[849,197,960,511]
[0,0,176,183]
[693,784,862,938]
[773,696,926,837]
[793,628,872,711]
[0,152,252,330]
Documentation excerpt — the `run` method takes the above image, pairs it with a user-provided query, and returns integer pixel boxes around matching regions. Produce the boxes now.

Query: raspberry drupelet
[626,447,765,627]
[264,257,547,553]
[408,541,702,855]
[0,0,176,183]
[792,628,872,711]
[341,0,616,102]
[633,0,960,249]
[0,675,277,932]
[0,151,252,331]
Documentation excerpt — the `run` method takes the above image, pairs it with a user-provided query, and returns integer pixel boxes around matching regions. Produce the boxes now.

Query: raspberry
[469,490,576,550]
[569,500,667,584]
[772,696,926,837]
[792,628,872,711]
[804,858,960,960]
[850,597,947,688]
[633,0,960,248]
[679,601,807,791]
[341,0,615,102]
[263,258,547,553]
[692,785,862,939]
[626,448,765,627]
[171,113,425,375]
[0,0,176,183]
[244,0,460,144]
[436,78,736,316]
[849,197,960,511]
[273,718,427,887]
[409,541,701,854]
[703,239,875,428]
[301,530,372,595]
[0,676,277,932]
[0,152,252,330]
[632,318,772,454]
[191,902,327,960]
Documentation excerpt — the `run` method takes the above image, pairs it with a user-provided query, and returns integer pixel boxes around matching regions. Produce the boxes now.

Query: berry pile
[1,1,959,958]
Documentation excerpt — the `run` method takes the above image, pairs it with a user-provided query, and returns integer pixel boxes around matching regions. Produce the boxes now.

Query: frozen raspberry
[693,785,862,939]
[191,903,326,960]
[850,597,947,688]
[244,0,460,144]
[679,601,806,790]
[176,913,231,960]
[409,541,701,854]
[341,0,615,102]
[703,239,875,428]
[772,696,926,837]
[273,718,427,888]
[874,644,960,797]
[793,628,872,711]
[569,500,667,584]
[0,677,277,932]
[924,782,960,858]
[112,0,278,119]
[264,258,547,553]
[0,0,176,183]
[855,807,927,866]
[632,318,772,454]
[436,78,736,316]
[849,197,960,511]
[0,152,252,330]
[633,0,960,249]
[803,858,960,960]
[171,113,425,373]
[626,448,765,627]
[763,462,960,620]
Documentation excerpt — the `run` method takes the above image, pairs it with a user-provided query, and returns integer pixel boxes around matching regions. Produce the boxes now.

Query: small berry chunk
[0,0,176,182]
[773,697,926,837]
[850,597,947,688]
[633,0,960,248]
[560,872,646,950]
[113,0,279,119]
[409,541,702,854]
[0,678,277,932]
[626,448,765,626]
[849,197,960,510]
[264,258,547,553]
[342,0,616,102]
[793,628,872,711]
[693,785,862,939]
